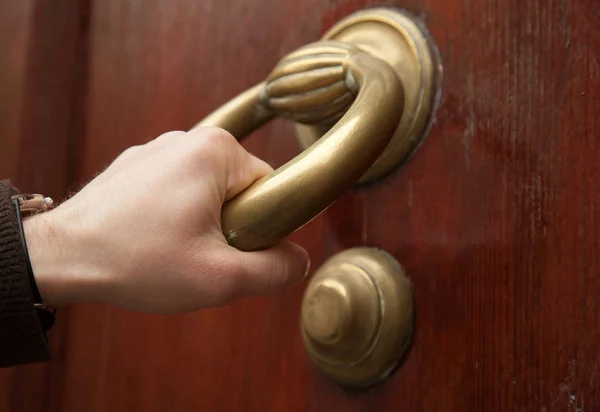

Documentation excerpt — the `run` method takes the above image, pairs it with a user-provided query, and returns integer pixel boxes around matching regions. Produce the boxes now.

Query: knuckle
[184,127,241,168]
[187,126,237,150]
[154,130,186,144]
[241,255,289,295]
[116,144,142,160]
[263,259,289,294]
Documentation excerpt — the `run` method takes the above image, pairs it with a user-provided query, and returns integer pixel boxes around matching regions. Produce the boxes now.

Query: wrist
[23,210,109,306]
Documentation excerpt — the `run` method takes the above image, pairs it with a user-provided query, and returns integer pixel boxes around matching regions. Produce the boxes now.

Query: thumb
[223,241,311,299]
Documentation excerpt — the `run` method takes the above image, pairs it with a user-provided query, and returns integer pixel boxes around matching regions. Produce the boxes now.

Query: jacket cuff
[0,180,51,368]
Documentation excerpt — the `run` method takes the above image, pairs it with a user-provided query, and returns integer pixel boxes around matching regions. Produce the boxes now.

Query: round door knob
[300,248,414,388]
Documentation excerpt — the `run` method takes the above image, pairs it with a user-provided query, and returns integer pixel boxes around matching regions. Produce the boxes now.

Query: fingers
[147,127,309,306]
[220,240,310,300]
[185,126,273,201]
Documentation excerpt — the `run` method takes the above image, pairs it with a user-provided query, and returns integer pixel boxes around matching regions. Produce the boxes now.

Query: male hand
[23,127,310,314]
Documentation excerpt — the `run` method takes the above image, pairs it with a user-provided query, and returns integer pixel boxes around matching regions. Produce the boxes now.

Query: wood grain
[0,3,34,408]
[0,2,90,411]
[4,0,600,410]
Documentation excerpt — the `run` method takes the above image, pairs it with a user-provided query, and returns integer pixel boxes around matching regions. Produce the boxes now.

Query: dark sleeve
[0,180,50,368]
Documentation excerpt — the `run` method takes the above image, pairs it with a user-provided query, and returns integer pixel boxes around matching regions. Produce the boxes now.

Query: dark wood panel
[0,2,33,181]
[66,0,600,410]
[0,3,34,409]
[6,0,600,410]
[0,1,90,411]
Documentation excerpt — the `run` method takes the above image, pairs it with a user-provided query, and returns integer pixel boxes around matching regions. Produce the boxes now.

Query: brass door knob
[301,248,414,388]
[192,8,439,251]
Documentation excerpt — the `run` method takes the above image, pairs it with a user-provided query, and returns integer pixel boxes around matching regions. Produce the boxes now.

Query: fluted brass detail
[187,8,439,391]
[194,43,403,251]
[260,42,359,126]
[295,8,440,184]
[192,8,438,251]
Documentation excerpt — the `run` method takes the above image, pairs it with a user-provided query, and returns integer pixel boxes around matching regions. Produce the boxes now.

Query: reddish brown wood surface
[0,2,89,411]
[3,0,600,410]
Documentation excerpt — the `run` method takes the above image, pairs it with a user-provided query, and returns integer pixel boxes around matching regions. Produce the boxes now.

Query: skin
[22,127,310,315]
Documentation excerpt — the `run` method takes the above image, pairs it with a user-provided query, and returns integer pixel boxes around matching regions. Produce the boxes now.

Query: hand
[23,127,310,314]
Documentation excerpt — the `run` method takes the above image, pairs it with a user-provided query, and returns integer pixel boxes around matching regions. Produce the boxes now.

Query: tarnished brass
[192,8,439,251]
[300,248,414,388]
[261,43,359,126]
[195,42,403,251]
[295,8,440,183]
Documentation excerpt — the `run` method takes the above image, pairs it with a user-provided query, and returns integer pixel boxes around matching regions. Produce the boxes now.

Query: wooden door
[2,0,600,410]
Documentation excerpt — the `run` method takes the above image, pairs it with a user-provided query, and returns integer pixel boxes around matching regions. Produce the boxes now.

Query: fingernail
[294,256,311,287]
